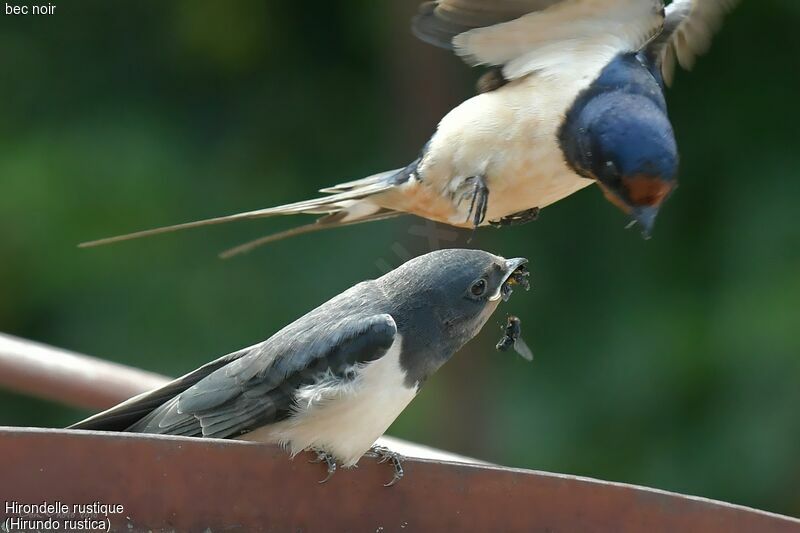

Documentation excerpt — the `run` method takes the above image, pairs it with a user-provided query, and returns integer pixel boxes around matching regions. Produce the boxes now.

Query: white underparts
[239,336,417,467]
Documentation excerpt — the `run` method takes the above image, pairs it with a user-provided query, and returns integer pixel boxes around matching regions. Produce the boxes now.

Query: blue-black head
[560,55,679,237]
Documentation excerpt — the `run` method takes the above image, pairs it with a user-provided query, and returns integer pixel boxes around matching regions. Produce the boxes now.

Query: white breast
[239,336,417,467]
[415,71,599,225]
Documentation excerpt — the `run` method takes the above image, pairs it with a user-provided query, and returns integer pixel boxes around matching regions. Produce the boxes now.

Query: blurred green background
[1,0,798,517]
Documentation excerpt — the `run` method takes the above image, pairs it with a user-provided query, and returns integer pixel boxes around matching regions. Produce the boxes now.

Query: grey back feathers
[134,313,397,438]
[71,249,517,439]
[73,285,398,437]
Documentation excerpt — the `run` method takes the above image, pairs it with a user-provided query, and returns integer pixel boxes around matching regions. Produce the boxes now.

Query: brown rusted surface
[1,335,798,531]
[0,333,167,409]
[0,428,798,533]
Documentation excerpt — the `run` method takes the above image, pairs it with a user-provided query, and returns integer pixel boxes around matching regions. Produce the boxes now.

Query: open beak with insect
[494,258,530,302]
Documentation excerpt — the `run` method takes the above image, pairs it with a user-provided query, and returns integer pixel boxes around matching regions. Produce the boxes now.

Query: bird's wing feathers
[414,0,665,80]
[71,314,398,439]
[67,349,246,432]
[645,0,737,86]
[412,0,561,49]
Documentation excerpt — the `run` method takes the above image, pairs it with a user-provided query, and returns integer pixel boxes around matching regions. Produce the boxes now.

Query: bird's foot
[309,449,338,484]
[462,175,489,229]
[366,445,405,487]
[489,207,540,228]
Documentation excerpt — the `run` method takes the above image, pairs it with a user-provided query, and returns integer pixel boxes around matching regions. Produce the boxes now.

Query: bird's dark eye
[470,279,487,297]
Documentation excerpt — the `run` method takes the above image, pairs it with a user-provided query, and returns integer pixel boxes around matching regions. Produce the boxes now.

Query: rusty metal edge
[0,427,798,532]
[0,333,167,409]
[1,333,799,531]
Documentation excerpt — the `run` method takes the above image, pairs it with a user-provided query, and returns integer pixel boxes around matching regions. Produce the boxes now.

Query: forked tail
[79,168,409,252]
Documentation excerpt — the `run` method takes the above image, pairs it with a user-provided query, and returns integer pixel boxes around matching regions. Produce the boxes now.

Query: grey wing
[412,0,664,81]
[645,0,738,86]
[107,314,397,439]
[68,350,246,432]
[412,0,561,49]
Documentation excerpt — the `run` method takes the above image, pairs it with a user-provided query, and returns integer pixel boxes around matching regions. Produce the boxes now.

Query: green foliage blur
[1,0,798,517]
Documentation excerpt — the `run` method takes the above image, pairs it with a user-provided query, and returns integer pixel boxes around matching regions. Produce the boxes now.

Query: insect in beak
[493,258,530,302]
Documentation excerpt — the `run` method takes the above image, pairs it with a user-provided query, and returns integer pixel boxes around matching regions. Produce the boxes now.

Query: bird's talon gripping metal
[311,450,338,484]
[384,458,404,488]
[367,445,405,487]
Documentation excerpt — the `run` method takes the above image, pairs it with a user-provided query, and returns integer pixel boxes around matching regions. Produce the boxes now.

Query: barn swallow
[70,249,530,485]
[80,0,737,255]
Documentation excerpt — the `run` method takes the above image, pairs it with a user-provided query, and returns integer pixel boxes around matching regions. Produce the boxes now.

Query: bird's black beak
[495,258,529,301]
[504,258,528,276]
[630,206,659,239]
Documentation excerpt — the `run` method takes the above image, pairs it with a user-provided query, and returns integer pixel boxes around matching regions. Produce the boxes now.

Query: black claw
[478,190,489,227]
[490,207,540,228]
[384,457,404,487]
[467,188,478,225]
[463,176,489,228]
[367,446,405,487]
[311,450,338,484]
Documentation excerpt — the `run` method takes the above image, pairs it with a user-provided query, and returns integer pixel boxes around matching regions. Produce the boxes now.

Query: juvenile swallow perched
[81,0,737,253]
[70,249,530,485]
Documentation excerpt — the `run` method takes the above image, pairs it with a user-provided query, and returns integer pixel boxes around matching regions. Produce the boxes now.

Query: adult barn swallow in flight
[82,0,737,255]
